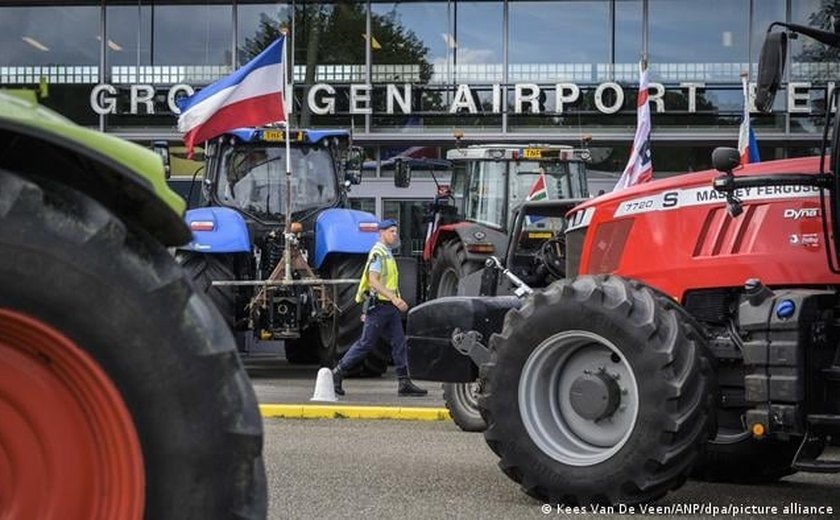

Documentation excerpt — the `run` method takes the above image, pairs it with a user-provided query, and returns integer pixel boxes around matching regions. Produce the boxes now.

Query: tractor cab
[204,128,362,226]
[445,144,588,233]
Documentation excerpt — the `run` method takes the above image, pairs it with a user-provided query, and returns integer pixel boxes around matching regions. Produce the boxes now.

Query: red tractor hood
[567,155,838,302]
[574,156,827,212]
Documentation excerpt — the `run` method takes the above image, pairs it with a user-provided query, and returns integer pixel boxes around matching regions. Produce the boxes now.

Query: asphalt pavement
[263,419,840,520]
[252,358,840,519]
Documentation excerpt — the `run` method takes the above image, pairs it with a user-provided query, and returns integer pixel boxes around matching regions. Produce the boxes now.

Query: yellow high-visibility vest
[355,243,400,303]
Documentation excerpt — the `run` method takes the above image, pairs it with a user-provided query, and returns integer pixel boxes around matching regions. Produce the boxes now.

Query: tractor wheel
[428,239,481,299]
[320,254,389,376]
[692,433,800,483]
[176,252,237,330]
[479,276,714,505]
[0,169,266,519]
[430,240,486,431]
[443,382,485,432]
[284,328,321,365]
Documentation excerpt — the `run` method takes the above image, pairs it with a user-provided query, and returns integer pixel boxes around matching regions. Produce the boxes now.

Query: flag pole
[281,29,293,282]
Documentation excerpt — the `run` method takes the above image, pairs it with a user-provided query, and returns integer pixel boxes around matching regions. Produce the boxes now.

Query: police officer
[332,219,428,397]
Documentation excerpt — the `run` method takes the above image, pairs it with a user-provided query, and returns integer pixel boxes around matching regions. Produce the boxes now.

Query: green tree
[240,2,434,127]
[797,0,840,63]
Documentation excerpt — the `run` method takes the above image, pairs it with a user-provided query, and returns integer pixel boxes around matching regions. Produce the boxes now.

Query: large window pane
[0,6,99,67]
[107,5,151,68]
[237,3,292,67]
[103,2,232,132]
[453,2,502,83]
[509,1,610,83]
[370,2,447,84]
[790,1,839,135]
[293,1,367,128]
[649,0,749,82]
[154,4,232,67]
[0,5,99,125]
[369,2,447,130]
[613,0,643,81]
[750,0,785,72]
[791,0,840,81]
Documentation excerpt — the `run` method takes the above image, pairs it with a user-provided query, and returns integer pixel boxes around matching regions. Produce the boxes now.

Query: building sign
[89,81,832,116]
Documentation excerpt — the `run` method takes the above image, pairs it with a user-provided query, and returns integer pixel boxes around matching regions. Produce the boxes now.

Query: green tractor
[0,91,266,519]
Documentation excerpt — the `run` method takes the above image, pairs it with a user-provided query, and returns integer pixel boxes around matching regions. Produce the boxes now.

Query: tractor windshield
[451,159,587,230]
[510,161,588,203]
[216,145,338,217]
[510,160,588,232]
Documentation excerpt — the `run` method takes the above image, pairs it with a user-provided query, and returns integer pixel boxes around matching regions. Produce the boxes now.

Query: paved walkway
[246,358,446,409]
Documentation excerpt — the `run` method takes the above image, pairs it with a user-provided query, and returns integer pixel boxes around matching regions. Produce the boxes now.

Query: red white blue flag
[614,61,653,191]
[177,37,286,156]
[738,74,761,165]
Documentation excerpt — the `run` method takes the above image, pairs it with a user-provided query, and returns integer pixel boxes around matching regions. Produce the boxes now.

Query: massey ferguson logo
[783,208,820,220]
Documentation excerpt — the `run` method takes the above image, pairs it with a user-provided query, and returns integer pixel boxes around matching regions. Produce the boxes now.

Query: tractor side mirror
[152,140,172,179]
[712,147,741,174]
[394,158,411,188]
[344,146,363,185]
[755,30,787,113]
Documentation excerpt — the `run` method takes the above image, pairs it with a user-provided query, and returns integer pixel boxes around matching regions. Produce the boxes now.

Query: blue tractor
[175,127,408,373]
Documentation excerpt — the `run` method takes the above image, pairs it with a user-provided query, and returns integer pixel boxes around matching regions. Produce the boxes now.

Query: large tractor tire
[0,170,266,519]
[479,276,714,505]
[430,239,487,432]
[177,252,237,330]
[320,254,389,376]
[428,239,482,300]
[692,433,800,483]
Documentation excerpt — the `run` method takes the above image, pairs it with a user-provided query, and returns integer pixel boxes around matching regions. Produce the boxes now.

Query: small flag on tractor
[738,72,761,165]
[525,171,548,225]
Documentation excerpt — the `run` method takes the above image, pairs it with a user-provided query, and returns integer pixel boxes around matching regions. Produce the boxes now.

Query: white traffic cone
[310,367,338,402]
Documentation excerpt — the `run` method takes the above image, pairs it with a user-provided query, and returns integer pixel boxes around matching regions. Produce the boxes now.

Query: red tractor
[407,21,840,505]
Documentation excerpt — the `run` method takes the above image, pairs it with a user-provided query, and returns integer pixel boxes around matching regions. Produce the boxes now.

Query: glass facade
[1,0,839,178]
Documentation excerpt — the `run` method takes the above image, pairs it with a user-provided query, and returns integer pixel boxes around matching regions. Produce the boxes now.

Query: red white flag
[177,37,286,157]
[614,60,653,191]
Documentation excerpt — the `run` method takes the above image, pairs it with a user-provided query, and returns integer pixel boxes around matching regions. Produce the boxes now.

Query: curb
[260,404,451,421]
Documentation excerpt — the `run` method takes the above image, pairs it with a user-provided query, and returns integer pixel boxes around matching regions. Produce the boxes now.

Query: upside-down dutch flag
[177,37,286,157]
[738,74,761,165]
[614,61,653,191]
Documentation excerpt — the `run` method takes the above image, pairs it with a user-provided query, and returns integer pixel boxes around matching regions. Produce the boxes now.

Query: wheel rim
[0,309,144,519]
[455,382,481,417]
[518,330,639,467]
[437,268,460,297]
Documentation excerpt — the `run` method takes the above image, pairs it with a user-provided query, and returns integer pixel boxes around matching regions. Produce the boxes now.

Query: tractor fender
[181,207,251,253]
[0,93,189,246]
[429,223,508,264]
[313,208,379,269]
[406,295,522,382]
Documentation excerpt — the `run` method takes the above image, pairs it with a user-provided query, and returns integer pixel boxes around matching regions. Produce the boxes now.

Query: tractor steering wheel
[537,236,566,279]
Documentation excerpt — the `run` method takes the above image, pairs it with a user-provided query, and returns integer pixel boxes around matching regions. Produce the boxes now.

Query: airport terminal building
[2,1,838,248]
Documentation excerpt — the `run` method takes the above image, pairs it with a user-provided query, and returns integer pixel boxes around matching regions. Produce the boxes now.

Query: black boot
[398,377,428,397]
[332,367,345,396]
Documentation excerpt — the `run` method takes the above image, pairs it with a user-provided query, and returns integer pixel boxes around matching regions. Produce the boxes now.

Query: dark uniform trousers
[338,302,408,377]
